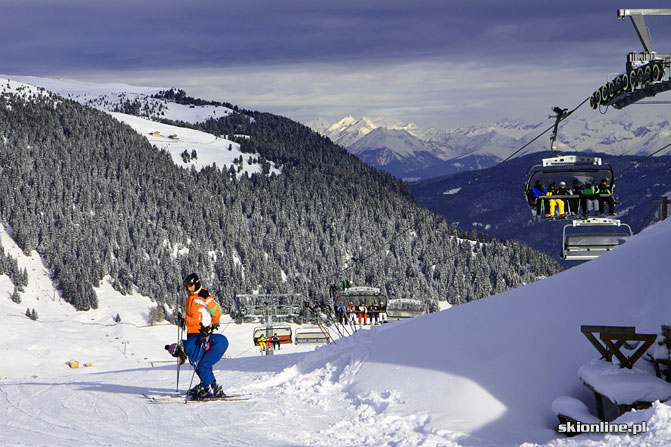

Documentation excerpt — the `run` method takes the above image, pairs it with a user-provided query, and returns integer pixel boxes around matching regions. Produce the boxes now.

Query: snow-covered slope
[2,212,671,445]
[110,112,280,177]
[3,75,235,124]
[1,75,281,176]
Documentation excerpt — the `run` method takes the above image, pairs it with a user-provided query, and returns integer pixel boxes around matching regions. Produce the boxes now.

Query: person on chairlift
[597,178,616,216]
[548,182,567,219]
[531,180,548,218]
[568,179,582,218]
[581,182,598,217]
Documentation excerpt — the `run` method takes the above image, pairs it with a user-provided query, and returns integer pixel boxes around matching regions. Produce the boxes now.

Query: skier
[272,334,280,350]
[258,335,267,353]
[167,273,228,400]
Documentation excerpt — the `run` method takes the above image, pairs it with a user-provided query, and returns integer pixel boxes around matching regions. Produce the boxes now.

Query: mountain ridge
[308,111,671,181]
[0,75,561,313]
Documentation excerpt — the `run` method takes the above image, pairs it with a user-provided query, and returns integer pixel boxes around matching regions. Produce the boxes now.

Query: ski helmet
[183,273,201,289]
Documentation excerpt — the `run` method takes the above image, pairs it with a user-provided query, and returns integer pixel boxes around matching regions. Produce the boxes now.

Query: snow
[349,127,429,160]
[578,359,671,406]
[2,75,671,445]
[444,187,463,195]
[0,75,283,177]
[2,219,671,445]
[109,112,280,177]
[1,75,235,125]
[313,110,671,177]
[551,396,601,424]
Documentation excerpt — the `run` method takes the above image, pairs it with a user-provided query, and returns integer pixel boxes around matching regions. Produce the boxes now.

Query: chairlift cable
[315,122,556,286]
[315,91,662,318]
[635,203,661,234]
[315,97,590,288]
[616,141,671,178]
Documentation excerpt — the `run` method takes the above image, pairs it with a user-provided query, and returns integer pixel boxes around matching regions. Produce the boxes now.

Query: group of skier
[257,334,281,352]
[336,303,386,326]
[531,177,615,219]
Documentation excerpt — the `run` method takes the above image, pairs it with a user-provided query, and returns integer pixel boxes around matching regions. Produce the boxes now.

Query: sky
[4,0,671,128]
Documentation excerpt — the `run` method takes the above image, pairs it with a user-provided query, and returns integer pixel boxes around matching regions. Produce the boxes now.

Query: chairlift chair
[525,155,615,218]
[294,325,330,344]
[561,217,633,260]
[386,298,426,320]
[333,286,387,308]
[253,324,293,345]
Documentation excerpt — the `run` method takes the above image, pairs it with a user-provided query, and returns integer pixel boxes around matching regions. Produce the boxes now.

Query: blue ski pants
[184,333,229,386]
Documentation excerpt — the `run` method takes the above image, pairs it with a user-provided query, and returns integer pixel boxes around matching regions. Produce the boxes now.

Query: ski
[142,393,250,403]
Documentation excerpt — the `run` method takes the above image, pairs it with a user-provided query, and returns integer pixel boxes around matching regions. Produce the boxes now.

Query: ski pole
[185,339,206,404]
[176,311,183,392]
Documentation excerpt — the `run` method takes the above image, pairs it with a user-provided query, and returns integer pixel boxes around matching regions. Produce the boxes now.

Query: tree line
[0,89,561,315]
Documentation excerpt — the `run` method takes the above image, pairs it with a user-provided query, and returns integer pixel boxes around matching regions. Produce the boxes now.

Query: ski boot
[186,383,206,400]
[191,382,226,400]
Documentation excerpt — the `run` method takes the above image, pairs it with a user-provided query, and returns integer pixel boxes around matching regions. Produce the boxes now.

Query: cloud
[4,0,671,128]
[69,58,606,128]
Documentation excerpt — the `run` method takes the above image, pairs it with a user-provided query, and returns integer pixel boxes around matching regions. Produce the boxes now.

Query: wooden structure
[648,324,671,381]
[578,325,667,420]
[580,325,656,368]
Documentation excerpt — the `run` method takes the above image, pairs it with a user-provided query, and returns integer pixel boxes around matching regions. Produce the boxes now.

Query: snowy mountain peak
[349,127,424,160]
[326,115,360,132]
[308,108,671,182]
[322,115,379,147]
[305,116,332,134]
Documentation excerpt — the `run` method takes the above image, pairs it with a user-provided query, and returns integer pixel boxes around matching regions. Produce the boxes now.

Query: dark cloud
[3,1,671,127]
[6,0,670,73]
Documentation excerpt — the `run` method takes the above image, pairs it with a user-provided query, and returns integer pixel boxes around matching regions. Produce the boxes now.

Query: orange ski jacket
[185,286,221,334]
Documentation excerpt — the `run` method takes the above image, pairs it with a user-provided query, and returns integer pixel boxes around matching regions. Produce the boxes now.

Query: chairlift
[524,155,615,218]
[561,217,633,260]
[294,326,330,344]
[253,324,293,345]
[333,286,388,308]
[386,298,426,321]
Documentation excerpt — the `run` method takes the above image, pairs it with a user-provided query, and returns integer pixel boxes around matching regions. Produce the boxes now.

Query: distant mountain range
[307,110,671,182]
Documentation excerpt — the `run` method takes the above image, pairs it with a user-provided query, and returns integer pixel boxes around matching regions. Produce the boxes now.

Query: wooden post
[594,391,605,421]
